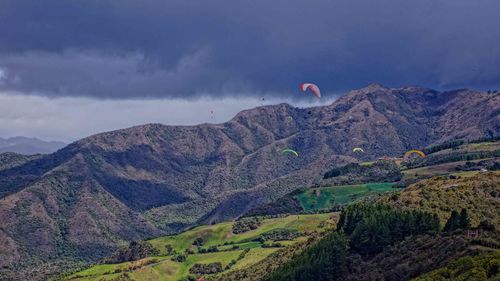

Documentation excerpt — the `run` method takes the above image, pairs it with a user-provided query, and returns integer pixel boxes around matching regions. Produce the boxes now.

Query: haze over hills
[0,136,66,155]
[0,84,498,279]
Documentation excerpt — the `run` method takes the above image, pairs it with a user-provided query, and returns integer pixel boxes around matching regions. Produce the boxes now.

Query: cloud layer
[1,0,499,99]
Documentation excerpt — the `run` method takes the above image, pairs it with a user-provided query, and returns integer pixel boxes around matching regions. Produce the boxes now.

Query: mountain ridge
[0,84,498,279]
[0,136,66,155]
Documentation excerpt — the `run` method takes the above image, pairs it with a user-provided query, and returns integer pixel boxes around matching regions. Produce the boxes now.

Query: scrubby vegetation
[0,152,42,171]
[263,231,348,281]
[323,160,402,184]
[380,172,500,227]
[103,241,159,264]
[244,195,303,217]
[232,217,263,234]
[406,150,500,169]
[455,159,500,171]
[423,136,500,155]
[259,229,302,241]
[189,262,223,274]
[412,252,500,281]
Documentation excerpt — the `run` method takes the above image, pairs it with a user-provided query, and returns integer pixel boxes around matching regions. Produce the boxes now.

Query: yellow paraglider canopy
[404,149,426,158]
[352,147,365,153]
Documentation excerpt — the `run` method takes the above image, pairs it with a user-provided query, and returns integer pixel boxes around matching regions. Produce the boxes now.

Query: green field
[294,183,396,211]
[64,213,336,281]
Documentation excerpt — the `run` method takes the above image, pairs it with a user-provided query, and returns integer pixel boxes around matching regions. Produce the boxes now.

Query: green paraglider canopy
[281,148,299,157]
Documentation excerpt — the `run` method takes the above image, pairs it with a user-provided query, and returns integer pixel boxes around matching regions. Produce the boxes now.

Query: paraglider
[300,83,321,99]
[404,149,426,159]
[281,148,299,157]
[353,147,365,153]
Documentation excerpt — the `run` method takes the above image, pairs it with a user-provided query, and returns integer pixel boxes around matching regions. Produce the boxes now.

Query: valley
[60,139,499,281]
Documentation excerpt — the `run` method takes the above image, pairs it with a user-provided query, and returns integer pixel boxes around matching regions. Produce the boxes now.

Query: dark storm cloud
[0,0,499,99]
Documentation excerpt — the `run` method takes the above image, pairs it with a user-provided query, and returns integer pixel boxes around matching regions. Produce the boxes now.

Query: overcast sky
[1,0,499,141]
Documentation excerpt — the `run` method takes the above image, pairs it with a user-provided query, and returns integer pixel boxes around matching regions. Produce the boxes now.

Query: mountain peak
[365,82,386,89]
[357,82,388,92]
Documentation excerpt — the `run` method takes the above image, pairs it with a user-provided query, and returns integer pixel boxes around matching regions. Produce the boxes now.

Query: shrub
[189,262,223,275]
[103,241,159,264]
[232,217,262,234]
[171,254,187,262]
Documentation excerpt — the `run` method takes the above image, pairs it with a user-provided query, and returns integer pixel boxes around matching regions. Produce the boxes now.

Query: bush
[189,262,223,275]
[260,229,302,241]
[193,237,204,247]
[232,217,262,234]
[171,254,187,262]
[103,241,159,264]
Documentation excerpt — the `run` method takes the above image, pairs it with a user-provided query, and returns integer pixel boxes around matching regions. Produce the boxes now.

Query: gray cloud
[0,48,248,98]
[0,0,499,99]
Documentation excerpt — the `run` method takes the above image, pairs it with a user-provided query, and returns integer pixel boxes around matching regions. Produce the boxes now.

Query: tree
[444,210,460,232]
[459,209,471,230]
[478,220,495,232]
[193,237,204,247]
[339,203,440,255]
[264,231,348,281]
[104,241,159,264]
[165,244,174,255]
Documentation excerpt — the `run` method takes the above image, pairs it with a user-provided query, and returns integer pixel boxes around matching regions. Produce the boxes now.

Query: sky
[1,0,499,141]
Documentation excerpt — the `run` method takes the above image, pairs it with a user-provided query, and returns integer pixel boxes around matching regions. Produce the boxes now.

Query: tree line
[263,202,488,281]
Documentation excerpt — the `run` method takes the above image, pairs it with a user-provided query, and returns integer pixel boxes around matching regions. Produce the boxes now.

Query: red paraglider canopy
[300,83,321,99]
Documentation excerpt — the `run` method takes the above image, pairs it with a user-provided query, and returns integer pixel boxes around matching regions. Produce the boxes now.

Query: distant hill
[0,136,65,154]
[0,152,42,171]
[0,84,498,280]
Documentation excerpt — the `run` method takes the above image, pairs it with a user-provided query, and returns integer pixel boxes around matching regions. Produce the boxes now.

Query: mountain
[0,84,498,279]
[0,152,42,171]
[0,136,66,155]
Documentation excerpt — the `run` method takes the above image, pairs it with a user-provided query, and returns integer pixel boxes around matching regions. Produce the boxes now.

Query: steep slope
[217,173,500,281]
[0,85,498,279]
[380,172,500,227]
